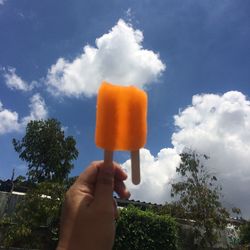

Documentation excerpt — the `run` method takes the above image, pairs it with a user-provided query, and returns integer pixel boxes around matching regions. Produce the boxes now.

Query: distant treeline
[0,177,30,193]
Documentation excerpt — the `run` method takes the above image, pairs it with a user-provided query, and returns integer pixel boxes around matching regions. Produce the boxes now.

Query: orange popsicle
[95,81,147,184]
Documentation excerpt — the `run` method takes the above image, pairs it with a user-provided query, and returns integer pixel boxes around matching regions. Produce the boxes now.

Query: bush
[114,205,178,250]
[240,221,250,245]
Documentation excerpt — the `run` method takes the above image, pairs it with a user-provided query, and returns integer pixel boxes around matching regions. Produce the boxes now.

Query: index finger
[74,161,127,187]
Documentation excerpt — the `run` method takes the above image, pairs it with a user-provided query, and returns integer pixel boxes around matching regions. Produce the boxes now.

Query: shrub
[114,205,178,250]
[239,221,250,245]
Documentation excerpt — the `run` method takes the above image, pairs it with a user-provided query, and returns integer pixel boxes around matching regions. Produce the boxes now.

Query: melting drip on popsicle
[95,81,147,185]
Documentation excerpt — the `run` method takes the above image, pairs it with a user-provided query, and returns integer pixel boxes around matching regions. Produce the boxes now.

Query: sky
[0,0,250,217]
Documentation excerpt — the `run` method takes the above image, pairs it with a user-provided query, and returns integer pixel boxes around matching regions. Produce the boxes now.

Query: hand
[57,161,130,250]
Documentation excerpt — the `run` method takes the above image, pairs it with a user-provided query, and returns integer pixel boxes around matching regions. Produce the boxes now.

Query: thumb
[93,163,114,207]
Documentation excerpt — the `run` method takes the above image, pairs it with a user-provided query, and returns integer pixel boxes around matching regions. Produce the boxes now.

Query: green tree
[152,201,186,219]
[13,119,78,183]
[1,119,79,249]
[1,181,67,249]
[14,175,26,183]
[171,150,229,249]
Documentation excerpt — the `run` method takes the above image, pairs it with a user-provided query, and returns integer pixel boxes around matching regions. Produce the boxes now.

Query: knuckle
[90,160,97,166]
[98,172,113,185]
[65,188,74,200]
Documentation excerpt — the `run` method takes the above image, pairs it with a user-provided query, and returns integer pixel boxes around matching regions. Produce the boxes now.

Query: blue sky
[1,1,250,216]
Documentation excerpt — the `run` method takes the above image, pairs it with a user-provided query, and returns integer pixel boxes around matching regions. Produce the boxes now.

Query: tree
[151,201,186,219]
[1,181,67,249]
[171,150,229,248]
[0,119,79,249]
[13,119,78,183]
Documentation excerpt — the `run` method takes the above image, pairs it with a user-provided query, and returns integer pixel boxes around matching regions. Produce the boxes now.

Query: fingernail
[102,167,114,175]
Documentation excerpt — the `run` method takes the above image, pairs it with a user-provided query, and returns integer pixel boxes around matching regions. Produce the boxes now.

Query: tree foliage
[171,150,229,248]
[13,119,78,183]
[150,201,186,219]
[239,221,250,245]
[0,119,80,249]
[1,182,67,249]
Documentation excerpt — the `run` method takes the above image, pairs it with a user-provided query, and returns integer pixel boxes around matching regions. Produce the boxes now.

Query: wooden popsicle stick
[104,150,113,167]
[131,150,140,185]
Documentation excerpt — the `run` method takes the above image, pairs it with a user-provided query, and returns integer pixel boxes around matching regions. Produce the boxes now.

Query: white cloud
[0,0,6,5]
[46,19,165,97]
[2,67,33,92]
[125,8,133,23]
[0,101,20,134]
[123,148,180,204]
[0,94,48,135]
[126,8,132,17]
[123,91,250,218]
[172,91,250,217]
[21,93,48,124]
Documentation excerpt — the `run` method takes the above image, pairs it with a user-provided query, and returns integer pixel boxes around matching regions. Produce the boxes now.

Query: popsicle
[95,81,147,185]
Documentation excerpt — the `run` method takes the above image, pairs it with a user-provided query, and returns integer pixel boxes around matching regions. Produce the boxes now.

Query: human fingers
[72,161,104,196]
[113,162,128,181]
[74,161,124,184]
[113,162,130,199]
[114,180,131,199]
[73,161,125,187]
[92,162,129,203]
[92,162,115,208]
[72,161,129,202]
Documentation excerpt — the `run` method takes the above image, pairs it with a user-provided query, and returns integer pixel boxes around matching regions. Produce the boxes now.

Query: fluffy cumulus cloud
[123,91,250,217]
[0,94,48,135]
[21,94,48,124]
[123,148,180,204]
[172,91,250,216]
[0,101,20,134]
[46,19,165,97]
[2,67,33,92]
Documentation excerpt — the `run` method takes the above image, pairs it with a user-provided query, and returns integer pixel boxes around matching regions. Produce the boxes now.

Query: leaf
[12,119,79,183]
